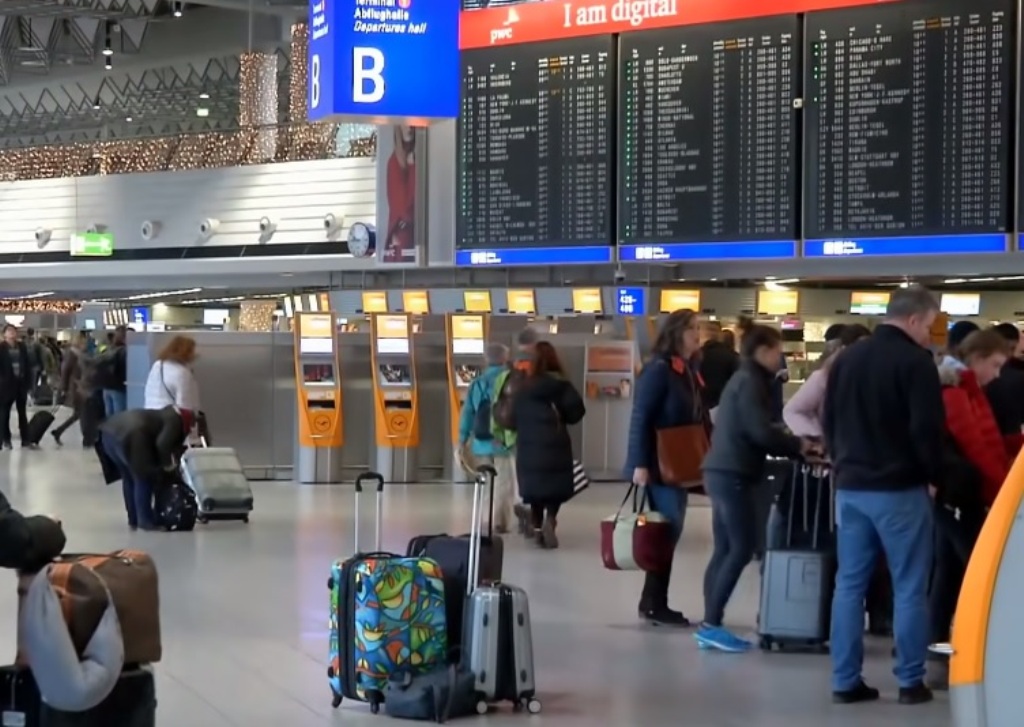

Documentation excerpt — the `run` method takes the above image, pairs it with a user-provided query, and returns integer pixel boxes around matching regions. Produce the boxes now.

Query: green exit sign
[70,232,114,257]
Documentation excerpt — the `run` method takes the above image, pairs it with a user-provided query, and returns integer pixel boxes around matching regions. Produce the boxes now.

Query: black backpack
[471,379,493,441]
[92,349,121,389]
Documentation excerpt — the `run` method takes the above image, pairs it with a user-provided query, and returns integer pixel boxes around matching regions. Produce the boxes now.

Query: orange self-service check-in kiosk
[294,312,343,448]
[371,313,419,482]
[445,313,488,444]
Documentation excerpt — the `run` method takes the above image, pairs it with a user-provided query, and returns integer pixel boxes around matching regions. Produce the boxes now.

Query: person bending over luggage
[458,342,517,533]
[509,342,585,549]
[928,329,1012,690]
[97,406,195,532]
[626,309,708,626]
[697,325,821,653]
[0,324,33,450]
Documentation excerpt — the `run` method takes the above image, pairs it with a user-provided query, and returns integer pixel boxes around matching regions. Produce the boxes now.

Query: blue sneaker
[694,625,752,653]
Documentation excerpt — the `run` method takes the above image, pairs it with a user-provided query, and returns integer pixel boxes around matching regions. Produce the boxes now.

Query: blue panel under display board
[619,240,797,262]
[804,234,1008,258]
[455,247,614,266]
[614,287,646,316]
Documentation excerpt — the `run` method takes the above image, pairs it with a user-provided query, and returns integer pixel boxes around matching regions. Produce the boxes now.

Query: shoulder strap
[159,362,174,400]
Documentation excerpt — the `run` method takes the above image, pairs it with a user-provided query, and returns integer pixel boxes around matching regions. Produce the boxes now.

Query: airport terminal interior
[3,0,1024,723]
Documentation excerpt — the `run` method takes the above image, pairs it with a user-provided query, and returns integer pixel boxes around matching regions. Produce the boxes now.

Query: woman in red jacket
[929,329,1011,689]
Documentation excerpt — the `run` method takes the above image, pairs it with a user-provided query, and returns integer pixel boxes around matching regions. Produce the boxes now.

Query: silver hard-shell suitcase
[463,469,541,714]
[180,437,253,524]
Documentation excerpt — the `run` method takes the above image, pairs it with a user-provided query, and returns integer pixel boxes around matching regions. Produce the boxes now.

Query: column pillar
[239,51,279,162]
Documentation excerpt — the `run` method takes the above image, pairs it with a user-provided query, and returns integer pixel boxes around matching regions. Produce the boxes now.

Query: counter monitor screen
[452,338,485,356]
[849,291,891,316]
[804,0,1012,239]
[940,293,981,316]
[457,37,615,251]
[619,16,799,246]
[299,337,334,355]
[378,364,412,387]
[376,338,410,355]
[302,363,335,386]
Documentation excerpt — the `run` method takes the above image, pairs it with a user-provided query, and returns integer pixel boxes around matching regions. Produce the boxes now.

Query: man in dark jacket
[98,406,194,531]
[985,323,1024,436]
[699,325,739,410]
[823,285,944,706]
[97,326,128,418]
[0,324,33,449]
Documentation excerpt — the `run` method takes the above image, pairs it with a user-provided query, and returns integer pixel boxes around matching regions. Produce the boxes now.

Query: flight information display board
[456,37,615,266]
[804,0,1012,257]
[618,16,801,262]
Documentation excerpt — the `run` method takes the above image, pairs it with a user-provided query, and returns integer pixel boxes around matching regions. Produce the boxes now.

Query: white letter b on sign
[310,53,320,109]
[353,48,385,104]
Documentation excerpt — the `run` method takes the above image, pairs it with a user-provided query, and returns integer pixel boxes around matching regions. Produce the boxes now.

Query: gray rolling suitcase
[758,464,835,653]
[179,437,253,524]
[463,473,541,714]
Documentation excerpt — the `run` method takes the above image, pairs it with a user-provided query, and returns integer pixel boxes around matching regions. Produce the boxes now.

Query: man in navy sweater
[823,285,944,707]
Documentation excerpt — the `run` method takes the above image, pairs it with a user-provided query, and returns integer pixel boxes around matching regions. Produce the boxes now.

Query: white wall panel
[0,157,376,253]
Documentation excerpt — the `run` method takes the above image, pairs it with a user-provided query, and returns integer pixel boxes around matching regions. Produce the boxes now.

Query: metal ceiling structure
[0,1,297,146]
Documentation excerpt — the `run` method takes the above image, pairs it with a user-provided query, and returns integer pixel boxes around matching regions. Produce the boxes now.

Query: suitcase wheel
[758,635,774,652]
[198,516,209,525]
[526,698,542,714]
[242,515,250,523]
[331,692,342,709]
[475,700,488,715]
[370,701,380,715]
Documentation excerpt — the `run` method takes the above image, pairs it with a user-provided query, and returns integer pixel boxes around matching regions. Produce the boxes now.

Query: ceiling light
[195,107,209,117]
[92,101,100,111]
[104,57,112,70]
[125,115,133,122]
[199,92,210,100]
[172,1,183,17]
[102,46,112,57]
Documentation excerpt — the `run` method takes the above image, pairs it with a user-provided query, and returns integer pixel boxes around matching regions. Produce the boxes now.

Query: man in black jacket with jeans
[824,285,944,706]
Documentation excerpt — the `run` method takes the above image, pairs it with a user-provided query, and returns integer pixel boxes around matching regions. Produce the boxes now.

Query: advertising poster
[376,125,419,265]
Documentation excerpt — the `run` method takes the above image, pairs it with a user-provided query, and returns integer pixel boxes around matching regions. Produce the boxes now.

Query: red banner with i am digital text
[459,0,900,49]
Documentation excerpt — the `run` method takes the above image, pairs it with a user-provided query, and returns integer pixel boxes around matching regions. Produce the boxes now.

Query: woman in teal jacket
[458,342,518,533]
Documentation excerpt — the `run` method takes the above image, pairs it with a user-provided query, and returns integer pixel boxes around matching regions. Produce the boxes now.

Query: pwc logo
[489,8,519,44]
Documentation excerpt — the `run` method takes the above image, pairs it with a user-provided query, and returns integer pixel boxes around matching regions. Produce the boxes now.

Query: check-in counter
[293,312,343,483]
[371,314,420,482]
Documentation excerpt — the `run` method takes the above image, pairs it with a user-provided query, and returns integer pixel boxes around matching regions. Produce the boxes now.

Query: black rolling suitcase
[25,406,59,447]
[758,463,835,652]
[0,665,41,726]
[41,668,156,727]
[406,465,505,655]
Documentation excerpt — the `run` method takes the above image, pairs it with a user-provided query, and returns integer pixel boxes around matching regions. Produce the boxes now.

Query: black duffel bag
[384,665,482,722]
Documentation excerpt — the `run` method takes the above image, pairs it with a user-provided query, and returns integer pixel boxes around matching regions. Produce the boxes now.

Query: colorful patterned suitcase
[327,472,448,714]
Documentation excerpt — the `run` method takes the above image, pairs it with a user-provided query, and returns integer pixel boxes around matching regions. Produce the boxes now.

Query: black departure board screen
[618,16,800,246]
[805,0,1013,239]
[457,37,614,252]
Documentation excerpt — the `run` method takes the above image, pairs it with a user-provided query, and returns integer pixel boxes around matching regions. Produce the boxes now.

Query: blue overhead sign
[308,0,460,122]
[615,287,645,316]
[803,234,1008,258]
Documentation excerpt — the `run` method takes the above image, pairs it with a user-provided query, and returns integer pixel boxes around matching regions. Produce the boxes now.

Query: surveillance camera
[323,213,338,231]
[613,267,626,284]
[34,227,51,248]
[259,216,274,233]
[198,218,220,237]
[140,220,161,241]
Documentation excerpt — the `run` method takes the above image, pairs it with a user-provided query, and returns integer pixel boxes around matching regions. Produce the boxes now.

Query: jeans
[640,484,689,610]
[0,387,29,445]
[702,472,758,626]
[101,434,155,529]
[831,487,933,691]
[102,389,127,418]
[477,454,518,531]
[929,505,983,646]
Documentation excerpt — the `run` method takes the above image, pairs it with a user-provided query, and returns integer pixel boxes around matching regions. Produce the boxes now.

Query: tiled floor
[0,445,951,726]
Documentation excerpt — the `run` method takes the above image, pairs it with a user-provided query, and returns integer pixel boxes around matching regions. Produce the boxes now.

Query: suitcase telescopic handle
[354,471,385,553]
[466,466,495,596]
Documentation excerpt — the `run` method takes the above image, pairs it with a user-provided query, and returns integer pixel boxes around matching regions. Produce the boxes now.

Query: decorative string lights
[238,301,277,332]
[0,300,80,314]
[289,23,308,124]
[239,51,279,162]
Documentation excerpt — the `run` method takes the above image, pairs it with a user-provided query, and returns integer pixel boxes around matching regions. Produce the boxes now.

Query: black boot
[638,569,690,627]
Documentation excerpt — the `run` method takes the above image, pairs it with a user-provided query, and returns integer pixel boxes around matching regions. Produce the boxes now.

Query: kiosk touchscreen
[293,312,343,449]
[371,313,419,457]
[445,314,488,443]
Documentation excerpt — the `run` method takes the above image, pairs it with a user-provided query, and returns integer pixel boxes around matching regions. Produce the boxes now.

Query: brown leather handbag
[18,550,161,665]
[655,368,710,488]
